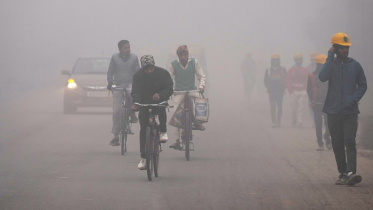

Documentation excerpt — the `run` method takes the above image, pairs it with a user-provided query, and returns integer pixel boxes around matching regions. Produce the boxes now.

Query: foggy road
[1,76,372,210]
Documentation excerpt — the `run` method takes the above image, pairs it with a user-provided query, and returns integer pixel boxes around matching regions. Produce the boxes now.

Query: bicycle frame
[134,102,167,180]
[173,90,200,160]
[112,85,132,155]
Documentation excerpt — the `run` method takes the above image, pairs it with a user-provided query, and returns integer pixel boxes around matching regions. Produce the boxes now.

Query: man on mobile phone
[319,32,367,186]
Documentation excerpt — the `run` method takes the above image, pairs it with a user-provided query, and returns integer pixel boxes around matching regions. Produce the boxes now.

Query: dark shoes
[335,173,348,185]
[110,137,120,146]
[346,173,362,186]
[335,173,362,186]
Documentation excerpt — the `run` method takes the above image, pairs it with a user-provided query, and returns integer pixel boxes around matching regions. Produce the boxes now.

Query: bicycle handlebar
[134,101,168,107]
[173,90,200,93]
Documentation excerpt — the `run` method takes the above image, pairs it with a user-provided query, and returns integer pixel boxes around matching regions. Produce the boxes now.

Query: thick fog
[1,1,373,209]
[2,0,370,92]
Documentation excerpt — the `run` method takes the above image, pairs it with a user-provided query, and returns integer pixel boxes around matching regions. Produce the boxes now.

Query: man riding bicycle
[131,55,173,170]
[107,40,140,146]
[168,45,207,149]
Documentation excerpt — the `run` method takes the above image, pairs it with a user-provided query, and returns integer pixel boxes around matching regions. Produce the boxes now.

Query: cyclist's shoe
[169,140,181,149]
[130,117,139,123]
[110,137,120,146]
[193,124,205,131]
[159,132,168,143]
[346,172,362,186]
[138,158,146,170]
[335,173,348,185]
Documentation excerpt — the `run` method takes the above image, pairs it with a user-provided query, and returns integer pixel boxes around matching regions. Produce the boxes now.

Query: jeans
[312,104,330,147]
[139,107,167,158]
[327,113,358,174]
[269,93,284,125]
[112,84,137,136]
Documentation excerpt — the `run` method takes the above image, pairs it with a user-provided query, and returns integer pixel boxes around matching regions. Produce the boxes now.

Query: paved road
[1,76,372,210]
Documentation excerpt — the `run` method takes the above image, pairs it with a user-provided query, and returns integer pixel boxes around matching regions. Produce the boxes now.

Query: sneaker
[316,145,324,151]
[346,172,362,186]
[169,140,181,149]
[138,158,146,170]
[110,137,120,146]
[335,173,348,185]
[159,132,168,143]
[325,143,332,150]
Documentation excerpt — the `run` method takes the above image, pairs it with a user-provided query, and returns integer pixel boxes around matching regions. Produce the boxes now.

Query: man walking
[319,32,367,185]
[286,53,309,128]
[107,40,140,146]
[307,54,331,151]
[264,54,286,128]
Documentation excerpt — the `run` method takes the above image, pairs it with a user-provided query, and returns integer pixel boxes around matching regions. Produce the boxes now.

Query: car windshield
[73,58,110,74]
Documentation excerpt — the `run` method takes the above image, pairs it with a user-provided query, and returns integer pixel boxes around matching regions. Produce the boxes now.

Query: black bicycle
[134,101,167,181]
[174,90,200,161]
[112,85,133,155]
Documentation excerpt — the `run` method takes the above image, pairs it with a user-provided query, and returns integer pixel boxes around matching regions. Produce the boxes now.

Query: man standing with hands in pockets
[319,33,367,186]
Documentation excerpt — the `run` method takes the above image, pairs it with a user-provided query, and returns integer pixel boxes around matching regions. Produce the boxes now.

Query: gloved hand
[107,82,113,90]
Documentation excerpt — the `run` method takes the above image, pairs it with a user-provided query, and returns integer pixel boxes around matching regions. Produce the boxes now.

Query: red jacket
[286,65,309,94]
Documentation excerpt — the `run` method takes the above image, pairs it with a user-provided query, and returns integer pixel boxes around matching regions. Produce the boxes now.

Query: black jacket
[131,66,173,104]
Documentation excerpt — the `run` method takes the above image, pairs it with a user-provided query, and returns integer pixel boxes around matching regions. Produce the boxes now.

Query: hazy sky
[0,0,350,83]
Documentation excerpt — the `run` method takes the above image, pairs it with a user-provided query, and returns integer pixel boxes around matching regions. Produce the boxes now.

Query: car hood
[70,74,107,86]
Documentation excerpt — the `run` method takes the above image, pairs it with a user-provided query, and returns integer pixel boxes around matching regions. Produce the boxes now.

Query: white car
[61,56,112,114]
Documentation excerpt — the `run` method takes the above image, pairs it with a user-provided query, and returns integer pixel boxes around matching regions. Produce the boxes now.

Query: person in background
[107,40,140,146]
[308,52,318,73]
[264,54,286,128]
[307,54,331,151]
[319,32,367,186]
[241,52,257,101]
[286,53,309,128]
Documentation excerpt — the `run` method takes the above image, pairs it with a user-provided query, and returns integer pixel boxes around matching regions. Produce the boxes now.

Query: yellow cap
[294,53,303,59]
[314,54,327,64]
[271,53,280,59]
[331,32,351,46]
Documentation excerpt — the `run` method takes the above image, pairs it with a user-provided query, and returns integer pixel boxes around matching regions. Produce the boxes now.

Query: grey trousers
[327,113,358,174]
[112,84,136,136]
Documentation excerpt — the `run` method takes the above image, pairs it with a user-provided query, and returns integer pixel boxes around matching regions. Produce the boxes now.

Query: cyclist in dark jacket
[131,55,173,170]
[319,33,367,186]
[307,54,331,151]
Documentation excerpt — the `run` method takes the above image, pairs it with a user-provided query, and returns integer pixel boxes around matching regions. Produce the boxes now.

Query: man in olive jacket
[319,33,367,186]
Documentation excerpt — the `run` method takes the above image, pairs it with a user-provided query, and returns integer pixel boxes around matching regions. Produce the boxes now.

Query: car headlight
[67,78,77,89]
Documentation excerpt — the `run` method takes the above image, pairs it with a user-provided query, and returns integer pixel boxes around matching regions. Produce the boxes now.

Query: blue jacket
[319,51,367,115]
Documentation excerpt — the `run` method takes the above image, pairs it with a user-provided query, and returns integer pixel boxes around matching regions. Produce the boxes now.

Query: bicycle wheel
[120,107,128,155]
[145,127,153,181]
[185,110,191,161]
[154,131,160,177]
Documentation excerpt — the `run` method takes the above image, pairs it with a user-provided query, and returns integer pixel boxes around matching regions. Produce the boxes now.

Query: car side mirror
[61,70,71,75]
